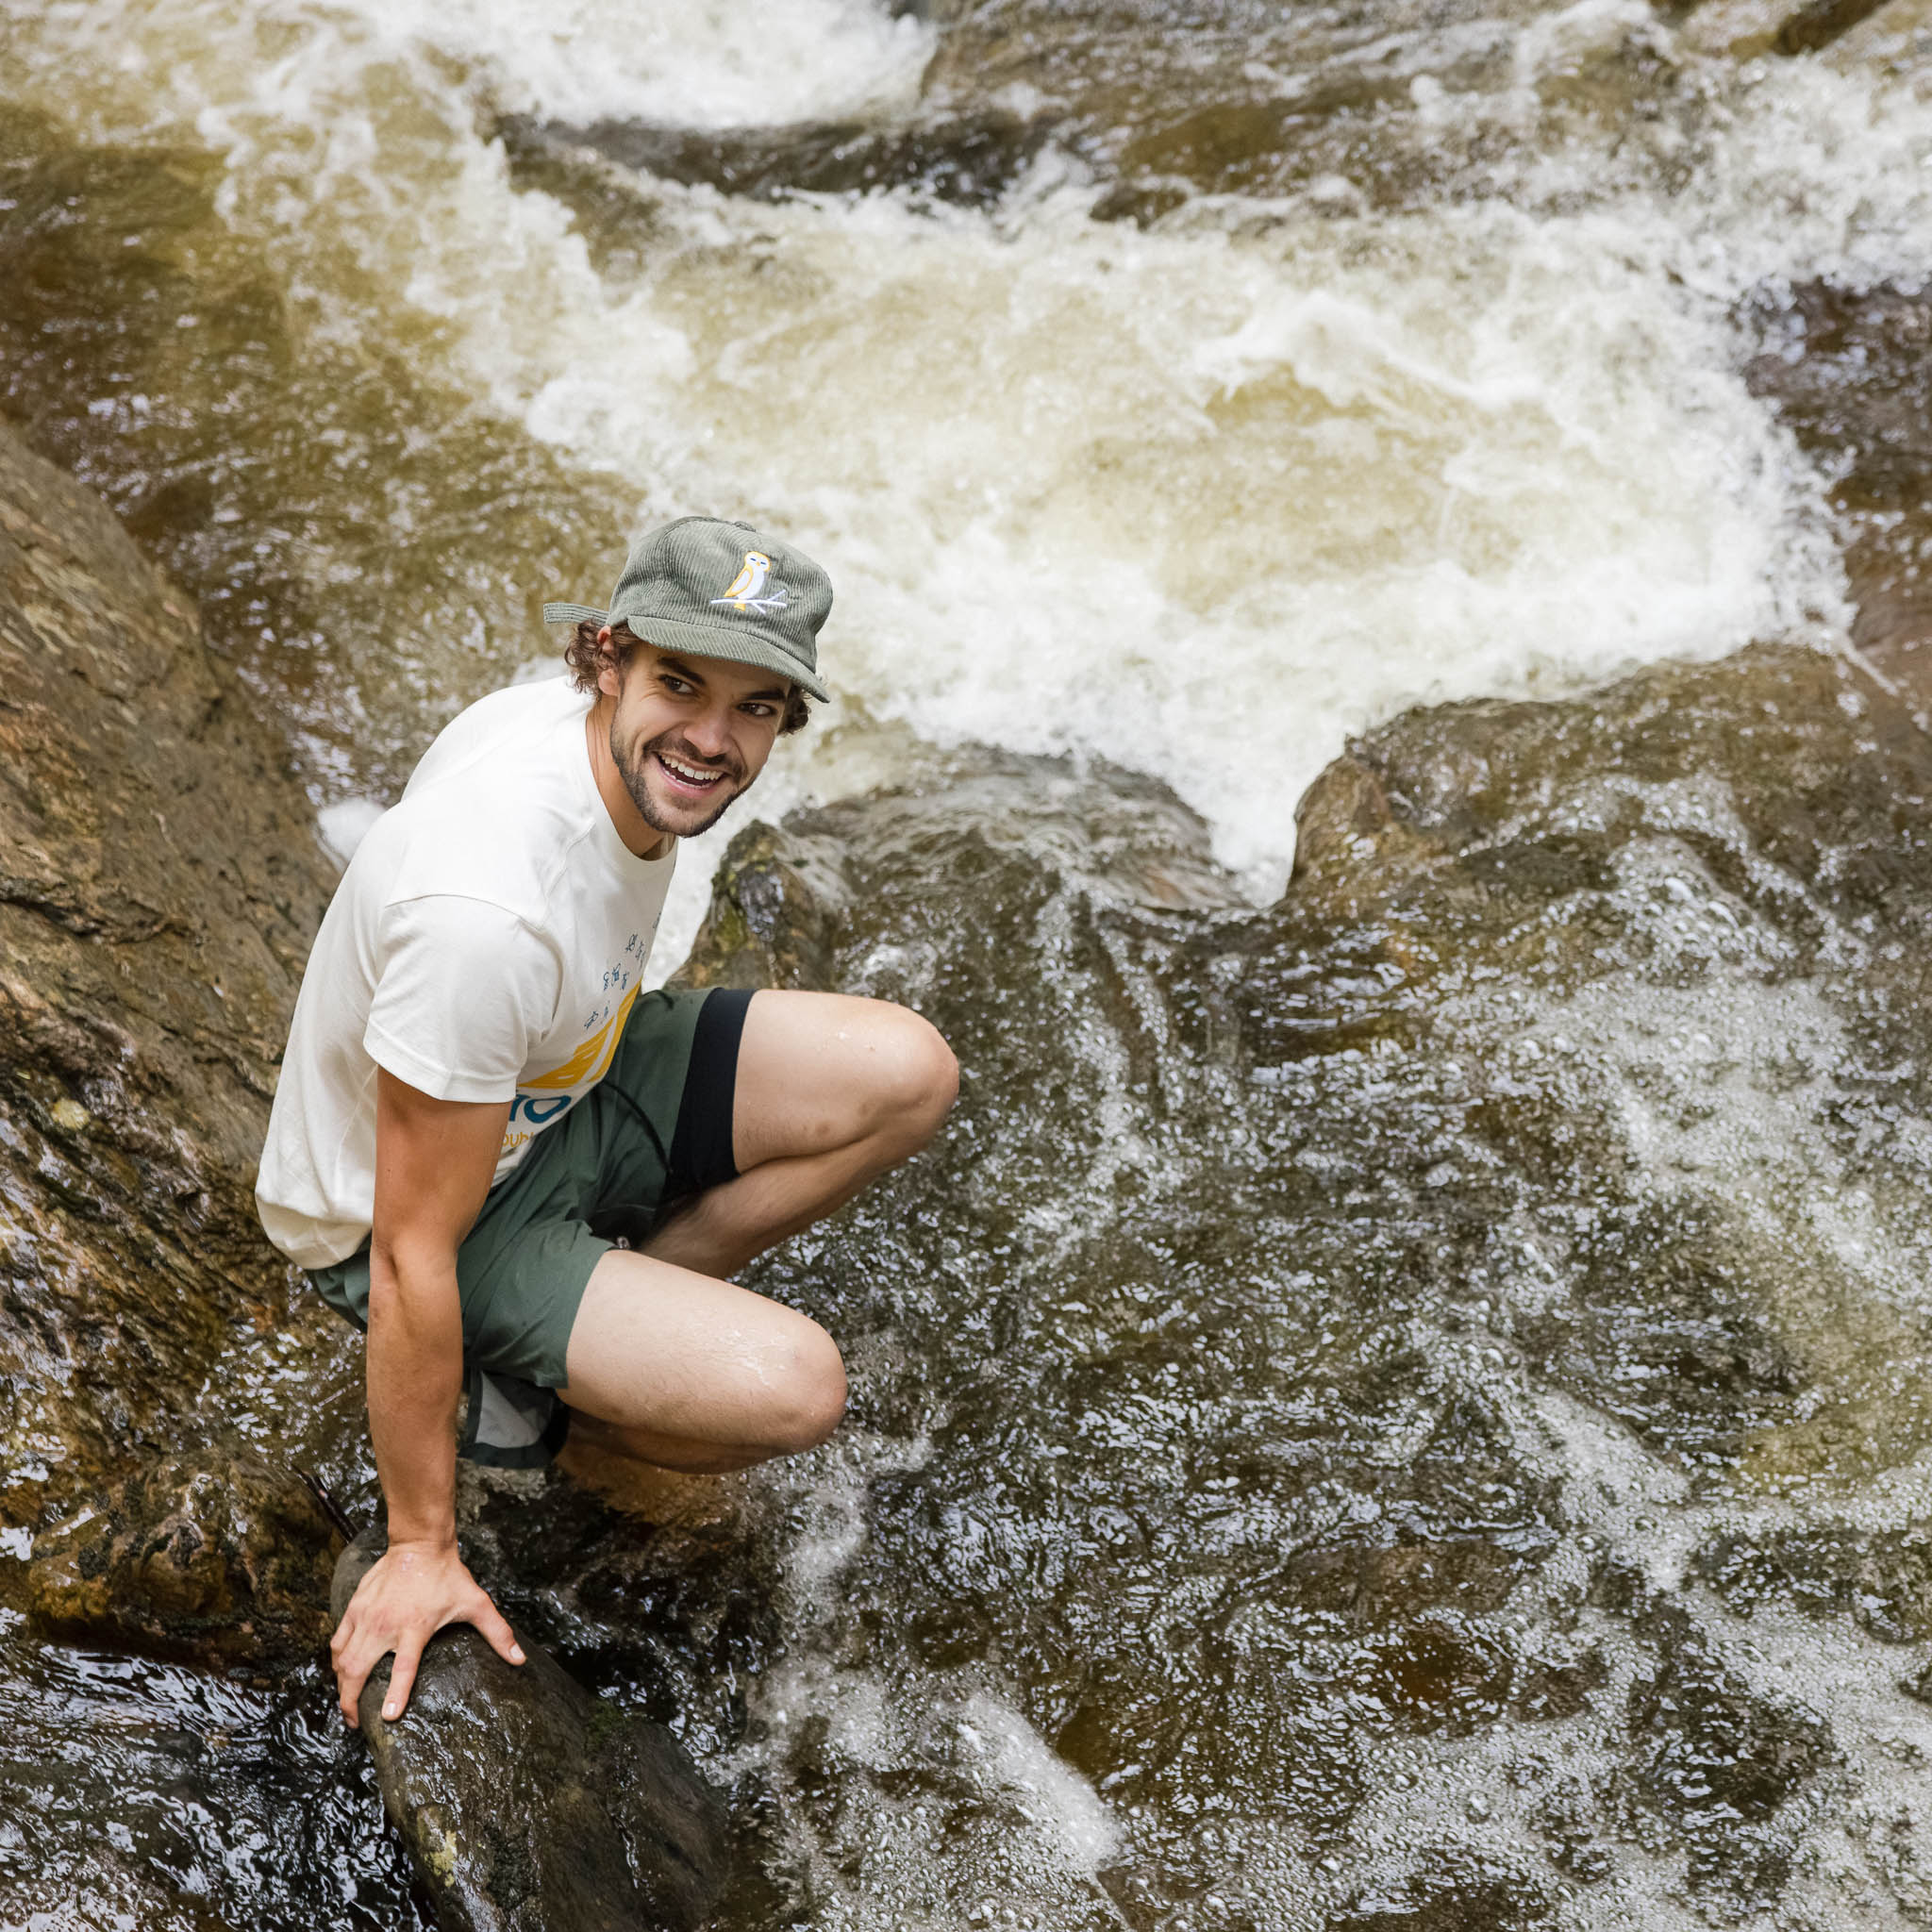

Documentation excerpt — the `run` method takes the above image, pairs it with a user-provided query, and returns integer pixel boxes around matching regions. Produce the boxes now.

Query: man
[255,518,958,1728]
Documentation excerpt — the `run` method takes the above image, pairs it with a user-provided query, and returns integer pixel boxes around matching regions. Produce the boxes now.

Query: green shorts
[309,985,754,1466]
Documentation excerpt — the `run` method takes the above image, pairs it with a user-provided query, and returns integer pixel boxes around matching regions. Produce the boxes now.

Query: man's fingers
[468,1592,526,1669]
[382,1637,425,1724]
[336,1637,375,1729]
[327,1559,523,1732]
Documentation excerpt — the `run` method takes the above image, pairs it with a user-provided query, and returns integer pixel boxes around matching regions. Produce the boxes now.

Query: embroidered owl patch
[710,550,791,616]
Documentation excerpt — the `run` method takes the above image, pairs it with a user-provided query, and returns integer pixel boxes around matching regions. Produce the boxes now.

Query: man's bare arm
[328,1070,524,1726]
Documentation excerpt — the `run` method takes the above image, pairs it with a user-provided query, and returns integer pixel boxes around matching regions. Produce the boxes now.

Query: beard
[610,721,751,840]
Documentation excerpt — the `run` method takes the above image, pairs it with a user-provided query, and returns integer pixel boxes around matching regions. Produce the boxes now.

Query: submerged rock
[0,422,336,1526]
[25,1452,343,1666]
[330,1527,729,1932]
[1772,0,1900,53]
[1693,1524,1932,1642]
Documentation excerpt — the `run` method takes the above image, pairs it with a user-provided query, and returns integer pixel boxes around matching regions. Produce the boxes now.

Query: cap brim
[621,613,830,704]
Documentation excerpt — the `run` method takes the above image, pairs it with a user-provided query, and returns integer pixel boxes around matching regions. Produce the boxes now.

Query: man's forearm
[365,1241,464,1545]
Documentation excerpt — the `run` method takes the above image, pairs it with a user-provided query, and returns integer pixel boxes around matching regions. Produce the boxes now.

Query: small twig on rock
[296,1465,358,1542]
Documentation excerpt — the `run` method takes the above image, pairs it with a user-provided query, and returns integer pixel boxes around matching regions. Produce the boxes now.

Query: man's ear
[596,625,625,702]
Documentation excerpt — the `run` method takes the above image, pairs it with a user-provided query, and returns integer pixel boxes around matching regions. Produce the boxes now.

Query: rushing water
[6,0,1932,905]
[5,0,1932,1926]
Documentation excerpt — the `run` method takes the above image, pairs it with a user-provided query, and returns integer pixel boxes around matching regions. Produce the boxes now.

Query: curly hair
[565,619,812,736]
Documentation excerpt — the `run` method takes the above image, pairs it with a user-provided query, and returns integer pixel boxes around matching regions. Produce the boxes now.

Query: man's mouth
[654,749,733,798]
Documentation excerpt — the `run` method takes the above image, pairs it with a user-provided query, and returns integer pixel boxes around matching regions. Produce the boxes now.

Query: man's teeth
[659,754,724,786]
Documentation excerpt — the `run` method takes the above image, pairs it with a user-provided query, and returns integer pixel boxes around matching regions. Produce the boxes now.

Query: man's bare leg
[559,1257,849,1473]
[644,991,958,1278]
[557,991,956,1474]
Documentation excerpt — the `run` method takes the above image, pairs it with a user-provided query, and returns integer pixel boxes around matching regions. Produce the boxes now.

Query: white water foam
[376,0,932,129]
[14,0,1932,915]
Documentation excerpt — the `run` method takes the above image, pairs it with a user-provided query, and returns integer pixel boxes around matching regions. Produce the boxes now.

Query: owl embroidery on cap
[711,550,791,616]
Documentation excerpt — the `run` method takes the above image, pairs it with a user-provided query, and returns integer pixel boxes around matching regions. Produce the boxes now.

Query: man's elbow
[365,1232,459,1329]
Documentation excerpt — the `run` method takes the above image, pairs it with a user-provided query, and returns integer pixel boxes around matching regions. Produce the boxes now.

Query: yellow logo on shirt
[524,979,641,1091]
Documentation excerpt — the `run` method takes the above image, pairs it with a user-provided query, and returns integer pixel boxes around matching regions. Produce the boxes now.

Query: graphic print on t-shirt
[500,927,647,1158]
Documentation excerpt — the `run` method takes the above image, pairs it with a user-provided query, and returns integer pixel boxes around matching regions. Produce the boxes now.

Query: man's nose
[681,707,734,758]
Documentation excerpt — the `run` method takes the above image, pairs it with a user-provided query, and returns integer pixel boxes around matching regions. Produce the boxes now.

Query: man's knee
[764,1321,848,1455]
[863,1005,958,1152]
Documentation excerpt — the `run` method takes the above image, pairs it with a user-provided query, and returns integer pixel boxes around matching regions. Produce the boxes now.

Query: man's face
[600,635,788,840]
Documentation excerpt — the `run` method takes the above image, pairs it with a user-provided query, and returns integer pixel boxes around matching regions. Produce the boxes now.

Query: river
[2,0,1932,1926]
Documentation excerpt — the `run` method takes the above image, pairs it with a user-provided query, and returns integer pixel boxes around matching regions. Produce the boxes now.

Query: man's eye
[661,676,691,693]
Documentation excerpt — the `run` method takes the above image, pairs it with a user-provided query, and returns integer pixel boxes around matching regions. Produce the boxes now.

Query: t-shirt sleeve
[364,895,561,1104]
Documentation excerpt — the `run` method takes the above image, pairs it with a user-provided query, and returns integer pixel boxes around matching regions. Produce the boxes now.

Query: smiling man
[255,518,957,1727]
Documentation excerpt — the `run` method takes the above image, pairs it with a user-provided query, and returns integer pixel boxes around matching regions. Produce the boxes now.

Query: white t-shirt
[256,676,676,1270]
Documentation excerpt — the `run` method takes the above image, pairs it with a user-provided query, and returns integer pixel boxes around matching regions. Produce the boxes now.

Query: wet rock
[1745,281,1932,704]
[499,108,1048,212]
[1283,1540,1522,1624]
[331,1527,729,1932]
[1772,0,1899,53]
[1531,1778,1617,1883]
[1358,1617,1516,1735]
[0,421,337,1525]
[1625,1620,1830,1825]
[0,1850,245,1932]
[25,1452,343,1665]
[1332,1853,1552,1930]
[915,0,1698,214]
[673,745,1244,997]
[1279,1394,1561,1628]
[1606,1600,1836,1904]
[1511,1650,1606,1724]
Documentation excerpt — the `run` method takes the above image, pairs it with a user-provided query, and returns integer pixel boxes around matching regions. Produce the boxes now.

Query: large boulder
[330,1525,730,1932]
[0,420,336,1529]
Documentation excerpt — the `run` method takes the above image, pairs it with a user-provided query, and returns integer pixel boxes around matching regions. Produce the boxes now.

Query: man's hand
[330,1536,525,1727]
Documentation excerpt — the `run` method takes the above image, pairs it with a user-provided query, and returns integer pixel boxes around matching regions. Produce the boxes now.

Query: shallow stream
[5,0,1932,1926]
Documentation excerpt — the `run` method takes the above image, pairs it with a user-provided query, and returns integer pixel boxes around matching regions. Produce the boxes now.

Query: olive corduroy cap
[543,516,832,703]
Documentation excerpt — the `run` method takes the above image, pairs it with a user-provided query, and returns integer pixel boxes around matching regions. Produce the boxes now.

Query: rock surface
[1746,280,1932,707]
[0,419,336,1528]
[330,1525,730,1932]
[656,638,1932,1922]
[25,1451,343,1664]
[672,747,1244,998]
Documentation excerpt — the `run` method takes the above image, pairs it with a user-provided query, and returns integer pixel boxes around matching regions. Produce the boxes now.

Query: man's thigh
[557,1246,844,1451]
[731,990,956,1172]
